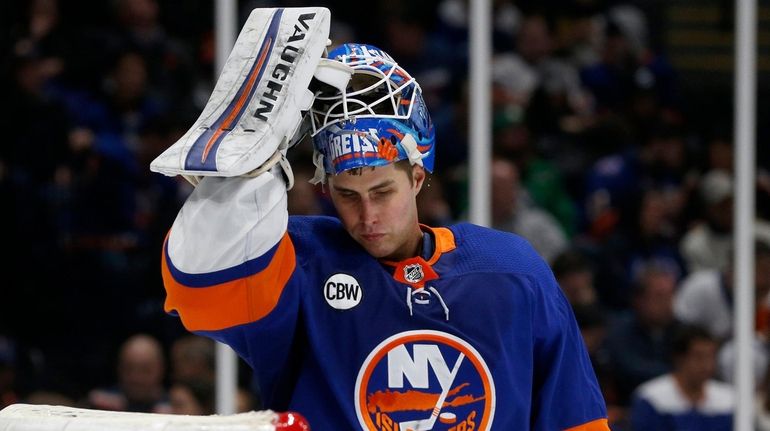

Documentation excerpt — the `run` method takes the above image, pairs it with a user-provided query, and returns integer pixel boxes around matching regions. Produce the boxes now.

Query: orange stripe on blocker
[162,233,297,331]
[564,418,610,431]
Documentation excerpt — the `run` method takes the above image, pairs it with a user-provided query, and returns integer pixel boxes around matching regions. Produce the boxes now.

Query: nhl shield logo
[404,263,424,284]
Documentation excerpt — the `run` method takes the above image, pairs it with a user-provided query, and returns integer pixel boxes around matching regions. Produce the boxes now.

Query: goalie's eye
[336,190,361,202]
[372,188,393,200]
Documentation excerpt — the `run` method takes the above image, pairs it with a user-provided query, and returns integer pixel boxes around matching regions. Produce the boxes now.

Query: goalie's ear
[150,7,330,179]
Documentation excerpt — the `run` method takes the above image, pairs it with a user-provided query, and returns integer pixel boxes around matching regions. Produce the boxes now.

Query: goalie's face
[329,162,425,261]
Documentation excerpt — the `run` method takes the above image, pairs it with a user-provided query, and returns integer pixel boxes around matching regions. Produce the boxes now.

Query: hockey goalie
[2,5,610,431]
[155,4,609,430]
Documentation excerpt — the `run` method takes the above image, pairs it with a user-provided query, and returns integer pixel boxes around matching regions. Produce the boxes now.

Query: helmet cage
[309,54,418,136]
[309,44,435,180]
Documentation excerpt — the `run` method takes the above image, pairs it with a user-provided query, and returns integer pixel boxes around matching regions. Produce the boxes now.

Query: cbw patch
[355,330,495,430]
[323,273,362,310]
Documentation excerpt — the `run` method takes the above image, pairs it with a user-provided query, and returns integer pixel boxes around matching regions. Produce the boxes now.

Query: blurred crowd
[2,0,770,429]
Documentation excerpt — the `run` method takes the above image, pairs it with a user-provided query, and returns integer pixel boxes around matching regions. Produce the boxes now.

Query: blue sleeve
[161,173,305,408]
[528,260,609,430]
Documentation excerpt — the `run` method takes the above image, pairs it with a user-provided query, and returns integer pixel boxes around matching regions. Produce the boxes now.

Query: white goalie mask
[309,43,435,180]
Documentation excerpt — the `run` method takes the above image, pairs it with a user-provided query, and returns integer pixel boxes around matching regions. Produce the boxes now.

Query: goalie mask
[309,43,435,182]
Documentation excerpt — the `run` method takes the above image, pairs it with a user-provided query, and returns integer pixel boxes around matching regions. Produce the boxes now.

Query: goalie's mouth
[361,233,385,242]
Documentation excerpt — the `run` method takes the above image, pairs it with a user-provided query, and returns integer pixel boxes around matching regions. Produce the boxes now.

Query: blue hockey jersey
[162,171,609,430]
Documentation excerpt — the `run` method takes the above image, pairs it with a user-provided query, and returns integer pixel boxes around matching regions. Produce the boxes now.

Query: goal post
[0,404,309,431]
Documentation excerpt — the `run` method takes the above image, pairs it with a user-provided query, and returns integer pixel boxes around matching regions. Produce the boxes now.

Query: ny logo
[387,344,463,391]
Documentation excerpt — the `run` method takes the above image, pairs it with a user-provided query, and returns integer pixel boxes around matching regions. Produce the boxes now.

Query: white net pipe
[0,404,278,431]
[214,0,239,417]
[732,0,758,429]
[468,0,492,227]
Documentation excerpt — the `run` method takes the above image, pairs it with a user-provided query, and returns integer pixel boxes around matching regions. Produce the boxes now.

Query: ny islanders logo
[355,330,495,430]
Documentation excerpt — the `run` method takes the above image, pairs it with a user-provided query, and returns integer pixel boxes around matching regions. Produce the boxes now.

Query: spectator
[680,169,735,272]
[169,335,215,385]
[629,325,733,431]
[674,240,770,341]
[506,12,592,134]
[552,248,599,306]
[93,49,165,170]
[605,261,682,405]
[680,169,770,273]
[107,0,195,108]
[169,378,214,416]
[590,186,686,309]
[756,358,770,430]
[580,6,679,121]
[169,335,263,412]
[704,242,770,389]
[491,157,568,262]
[492,111,579,237]
[572,303,622,426]
[86,334,170,413]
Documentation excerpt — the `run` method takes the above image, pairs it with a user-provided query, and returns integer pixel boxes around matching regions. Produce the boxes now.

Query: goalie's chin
[355,234,391,258]
[355,234,413,262]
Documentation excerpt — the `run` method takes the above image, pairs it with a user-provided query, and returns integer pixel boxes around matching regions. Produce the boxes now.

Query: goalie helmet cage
[0,404,310,431]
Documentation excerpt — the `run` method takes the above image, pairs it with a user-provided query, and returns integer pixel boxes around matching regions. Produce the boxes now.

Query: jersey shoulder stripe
[564,418,610,431]
[164,233,282,287]
[163,232,296,331]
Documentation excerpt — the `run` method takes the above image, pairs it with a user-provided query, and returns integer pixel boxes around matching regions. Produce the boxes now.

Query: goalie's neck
[380,224,444,267]
[418,226,435,260]
[380,225,459,290]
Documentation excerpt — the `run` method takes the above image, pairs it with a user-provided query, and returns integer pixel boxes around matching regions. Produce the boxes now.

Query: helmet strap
[310,150,327,185]
[400,134,425,167]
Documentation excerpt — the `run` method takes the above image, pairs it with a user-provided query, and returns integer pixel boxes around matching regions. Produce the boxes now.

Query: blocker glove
[150,7,330,189]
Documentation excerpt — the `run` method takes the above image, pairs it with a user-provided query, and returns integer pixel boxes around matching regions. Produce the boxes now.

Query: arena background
[2,0,770,428]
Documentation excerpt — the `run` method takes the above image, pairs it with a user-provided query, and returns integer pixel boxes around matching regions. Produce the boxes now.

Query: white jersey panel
[167,169,288,274]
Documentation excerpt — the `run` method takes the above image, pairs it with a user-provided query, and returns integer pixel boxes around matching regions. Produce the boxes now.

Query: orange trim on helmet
[377,140,398,161]
[162,233,296,331]
[387,128,405,140]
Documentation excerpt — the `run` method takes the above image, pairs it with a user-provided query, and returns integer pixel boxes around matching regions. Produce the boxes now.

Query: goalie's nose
[360,199,380,227]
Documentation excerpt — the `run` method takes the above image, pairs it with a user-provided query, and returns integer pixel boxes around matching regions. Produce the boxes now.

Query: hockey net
[0,404,309,431]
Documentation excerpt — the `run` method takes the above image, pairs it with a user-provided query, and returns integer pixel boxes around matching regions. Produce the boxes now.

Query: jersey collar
[381,225,456,288]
